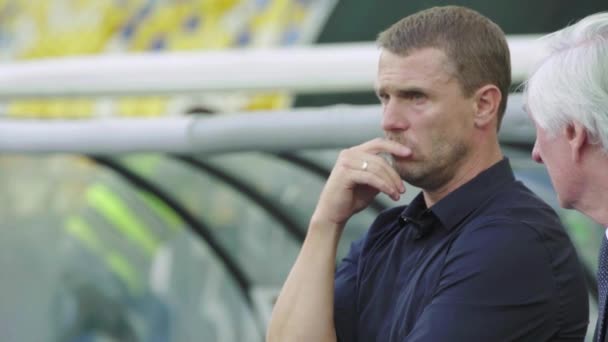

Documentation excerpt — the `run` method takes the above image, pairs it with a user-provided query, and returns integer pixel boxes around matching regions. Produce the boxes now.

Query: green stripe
[65,216,104,253]
[87,184,159,256]
[106,251,142,292]
[64,216,142,293]
[139,192,183,232]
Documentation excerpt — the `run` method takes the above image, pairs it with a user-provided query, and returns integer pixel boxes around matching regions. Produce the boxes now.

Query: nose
[531,139,543,164]
[381,100,409,131]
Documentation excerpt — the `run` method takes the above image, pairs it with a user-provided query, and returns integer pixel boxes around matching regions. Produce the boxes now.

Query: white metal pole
[0,36,546,99]
[0,94,532,154]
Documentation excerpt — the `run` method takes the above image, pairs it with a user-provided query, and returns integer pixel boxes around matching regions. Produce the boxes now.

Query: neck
[423,140,503,207]
[569,150,608,226]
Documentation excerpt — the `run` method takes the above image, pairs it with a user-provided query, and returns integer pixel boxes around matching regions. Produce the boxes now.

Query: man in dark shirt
[267,6,588,341]
[334,158,588,340]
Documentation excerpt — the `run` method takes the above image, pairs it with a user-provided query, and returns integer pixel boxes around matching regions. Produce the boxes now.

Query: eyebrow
[375,86,428,96]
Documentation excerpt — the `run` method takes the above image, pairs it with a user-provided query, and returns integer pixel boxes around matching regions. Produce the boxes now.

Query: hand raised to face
[311,138,411,227]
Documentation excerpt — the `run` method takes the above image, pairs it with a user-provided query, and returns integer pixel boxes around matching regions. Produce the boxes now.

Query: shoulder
[451,196,567,273]
[471,181,577,255]
[443,211,588,337]
[484,180,561,223]
[445,179,575,288]
[458,180,570,249]
[439,216,561,307]
[445,191,586,306]
[449,215,554,268]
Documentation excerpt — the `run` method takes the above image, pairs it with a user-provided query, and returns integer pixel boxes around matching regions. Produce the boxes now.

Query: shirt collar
[400,193,439,239]
[400,158,515,236]
[430,158,515,230]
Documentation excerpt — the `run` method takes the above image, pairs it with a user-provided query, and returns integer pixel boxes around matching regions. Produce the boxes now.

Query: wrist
[309,214,346,234]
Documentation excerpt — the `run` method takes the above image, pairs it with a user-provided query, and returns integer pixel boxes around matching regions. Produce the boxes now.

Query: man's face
[531,119,581,208]
[376,48,476,191]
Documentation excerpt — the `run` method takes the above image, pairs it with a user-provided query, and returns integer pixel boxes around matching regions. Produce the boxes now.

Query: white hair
[524,12,608,151]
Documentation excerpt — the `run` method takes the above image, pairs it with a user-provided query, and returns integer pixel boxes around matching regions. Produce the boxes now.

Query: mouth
[386,136,409,147]
[392,155,413,166]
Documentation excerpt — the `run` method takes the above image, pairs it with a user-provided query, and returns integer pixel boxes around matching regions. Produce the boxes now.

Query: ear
[565,122,588,163]
[473,85,501,129]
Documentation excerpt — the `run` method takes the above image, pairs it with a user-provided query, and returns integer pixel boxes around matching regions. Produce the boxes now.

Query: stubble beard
[395,138,470,192]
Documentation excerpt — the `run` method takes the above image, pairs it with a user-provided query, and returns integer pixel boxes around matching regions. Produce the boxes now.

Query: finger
[362,153,404,193]
[348,169,401,201]
[344,154,404,195]
[361,138,412,157]
[337,146,405,194]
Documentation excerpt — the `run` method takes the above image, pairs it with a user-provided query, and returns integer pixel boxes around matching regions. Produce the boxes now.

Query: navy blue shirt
[334,159,588,341]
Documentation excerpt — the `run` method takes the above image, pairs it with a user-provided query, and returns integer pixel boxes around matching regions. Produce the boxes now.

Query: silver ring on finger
[361,160,369,171]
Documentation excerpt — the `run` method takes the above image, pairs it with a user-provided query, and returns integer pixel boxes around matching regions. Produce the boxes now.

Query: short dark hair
[377,6,511,130]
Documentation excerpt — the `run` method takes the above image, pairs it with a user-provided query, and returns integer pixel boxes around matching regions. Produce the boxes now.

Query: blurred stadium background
[0,0,606,341]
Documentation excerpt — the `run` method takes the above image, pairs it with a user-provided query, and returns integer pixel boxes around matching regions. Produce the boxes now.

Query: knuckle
[338,148,352,159]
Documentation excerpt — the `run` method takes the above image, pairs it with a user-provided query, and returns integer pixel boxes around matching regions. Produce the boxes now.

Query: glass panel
[0,149,599,341]
[0,155,259,341]
[121,154,302,286]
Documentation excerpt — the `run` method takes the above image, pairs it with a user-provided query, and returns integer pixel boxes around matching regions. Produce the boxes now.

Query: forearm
[266,218,343,342]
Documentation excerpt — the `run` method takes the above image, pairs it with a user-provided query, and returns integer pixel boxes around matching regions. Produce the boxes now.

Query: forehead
[376,48,456,90]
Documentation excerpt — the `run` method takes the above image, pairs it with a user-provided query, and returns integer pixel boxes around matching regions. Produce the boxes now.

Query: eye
[377,92,390,103]
[399,90,426,103]
[412,93,426,101]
